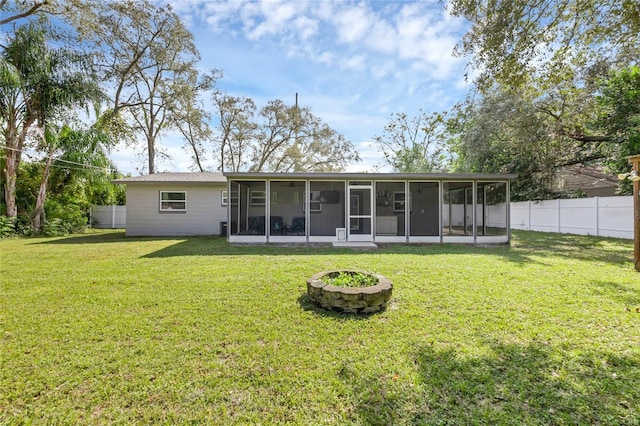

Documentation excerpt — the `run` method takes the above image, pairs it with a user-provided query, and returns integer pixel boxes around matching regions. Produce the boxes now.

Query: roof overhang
[112,172,227,185]
[223,172,518,181]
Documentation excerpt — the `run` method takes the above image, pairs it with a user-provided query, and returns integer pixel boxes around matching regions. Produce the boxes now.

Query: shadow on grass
[32,229,633,268]
[136,232,630,268]
[31,230,129,244]
[343,341,639,424]
[510,230,633,265]
[296,294,383,321]
[591,280,640,307]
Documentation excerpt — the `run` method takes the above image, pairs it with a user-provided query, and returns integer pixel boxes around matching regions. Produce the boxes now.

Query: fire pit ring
[306,270,392,313]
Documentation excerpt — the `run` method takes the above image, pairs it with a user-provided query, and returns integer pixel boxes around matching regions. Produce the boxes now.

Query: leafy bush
[325,271,379,288]
[0,216,16,238]
[13,215,34,237]
[42,218,69,237]
[43,198,88,235]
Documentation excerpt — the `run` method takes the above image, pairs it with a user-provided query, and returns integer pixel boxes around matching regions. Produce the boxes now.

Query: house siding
[125,183,227,236]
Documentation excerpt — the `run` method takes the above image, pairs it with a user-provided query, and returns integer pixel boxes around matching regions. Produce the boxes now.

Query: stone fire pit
[306,270,393,313]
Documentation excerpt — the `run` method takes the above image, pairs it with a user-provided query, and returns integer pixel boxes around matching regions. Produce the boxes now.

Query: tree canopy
[441,0,640,197]
[447,0,640,92]
[373,110,451,173]
[210,94,360,173]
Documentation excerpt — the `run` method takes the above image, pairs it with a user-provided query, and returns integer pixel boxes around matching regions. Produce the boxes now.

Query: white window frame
[303,190,322,212]
[393,191,406,212]
[160,191,187,212]
[221,190,238,206]
[250,190,266,206]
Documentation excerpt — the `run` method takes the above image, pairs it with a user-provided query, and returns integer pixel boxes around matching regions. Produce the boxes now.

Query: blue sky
[111,1,473,174]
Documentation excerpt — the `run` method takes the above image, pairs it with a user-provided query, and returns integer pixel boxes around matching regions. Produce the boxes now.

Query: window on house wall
[250,190,266,206]
[160,191,186,211]
[221,190,238,206]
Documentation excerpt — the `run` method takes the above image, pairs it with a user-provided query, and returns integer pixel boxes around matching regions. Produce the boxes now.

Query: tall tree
[596,66,640,193]
[447,0,640,92]
[174,73,218,172]
[213,93,257,173]
[0,0,95,27]
[279,106,359,172]
[1,21,99,218]
[212,96,360,172]
[373,110,450,172]
[450,90,560,200]
[444,0,640,198]
[88,0,219,173]
[30,124,112,231]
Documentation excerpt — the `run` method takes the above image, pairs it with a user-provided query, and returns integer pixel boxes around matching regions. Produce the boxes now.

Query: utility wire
[0,144,116,173]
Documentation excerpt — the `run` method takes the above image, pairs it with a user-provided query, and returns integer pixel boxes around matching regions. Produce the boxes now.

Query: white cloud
[293,15,318,40]
[365,19,397,54]
[342,54,366,71]
[370,60,398,79]
[333,4,374,44]
[244,0,299,40]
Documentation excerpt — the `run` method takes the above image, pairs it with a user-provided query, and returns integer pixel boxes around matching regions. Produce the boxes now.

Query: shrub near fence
[90,205,126,229]
[509,196,633,239]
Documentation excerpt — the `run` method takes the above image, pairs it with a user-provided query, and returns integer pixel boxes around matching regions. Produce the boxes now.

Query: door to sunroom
[348,181,373,242]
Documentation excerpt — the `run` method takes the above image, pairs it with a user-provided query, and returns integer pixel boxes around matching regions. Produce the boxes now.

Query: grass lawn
[1,230,639,424]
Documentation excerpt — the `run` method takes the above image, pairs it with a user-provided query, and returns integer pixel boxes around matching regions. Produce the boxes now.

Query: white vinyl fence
[510,196,633,239]
[90,205,126,229]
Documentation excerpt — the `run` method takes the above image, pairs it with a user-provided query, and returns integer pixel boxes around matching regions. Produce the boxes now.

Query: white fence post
[595,197,599,237]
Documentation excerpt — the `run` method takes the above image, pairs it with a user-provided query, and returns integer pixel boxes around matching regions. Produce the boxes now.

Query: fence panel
[90,205,126,229]
[530,200,560,233]
[509,196,633,239]
[597,197,634,239]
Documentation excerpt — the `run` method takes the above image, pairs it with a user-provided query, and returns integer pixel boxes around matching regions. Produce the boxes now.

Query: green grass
[1,230,638,425]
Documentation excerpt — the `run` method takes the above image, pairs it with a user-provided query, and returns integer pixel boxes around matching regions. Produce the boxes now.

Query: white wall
[509,196,633,239]
[125,183,227,236]
[90,205,126,229]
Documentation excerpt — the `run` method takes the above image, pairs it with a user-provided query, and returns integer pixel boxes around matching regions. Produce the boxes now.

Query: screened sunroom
[224,173,516,245]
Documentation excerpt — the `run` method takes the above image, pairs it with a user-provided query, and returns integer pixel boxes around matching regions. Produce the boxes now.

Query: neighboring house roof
[553,165,618,196]
[113,172,226,184]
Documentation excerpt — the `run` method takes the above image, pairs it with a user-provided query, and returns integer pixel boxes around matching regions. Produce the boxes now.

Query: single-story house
[115,171,517,245]
[113,172,228,237]
[553,165,619,197]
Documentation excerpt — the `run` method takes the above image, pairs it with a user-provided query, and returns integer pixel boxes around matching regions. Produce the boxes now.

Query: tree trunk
[3,156,19,218]
[148,135,155,174]
[2,116,34,218]
[31,152,55,233]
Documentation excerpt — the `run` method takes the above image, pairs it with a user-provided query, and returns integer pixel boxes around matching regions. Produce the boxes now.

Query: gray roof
[223,172,518,180]
[114,171,518,185]
[113,172,226,184]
